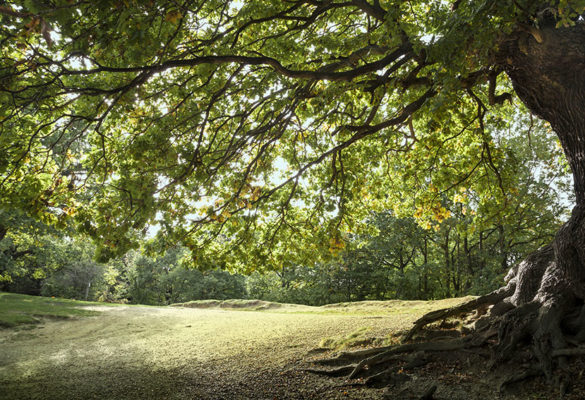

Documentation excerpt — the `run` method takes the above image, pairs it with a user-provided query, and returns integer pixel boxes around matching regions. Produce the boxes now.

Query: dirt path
[1,298,556,400]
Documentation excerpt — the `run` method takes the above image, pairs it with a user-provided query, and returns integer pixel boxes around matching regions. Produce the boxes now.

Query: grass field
[1,293,563,400]
[0,292,111,328]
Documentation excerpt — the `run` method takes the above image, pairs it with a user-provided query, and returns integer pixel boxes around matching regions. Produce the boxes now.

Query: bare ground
[1,298,581,400]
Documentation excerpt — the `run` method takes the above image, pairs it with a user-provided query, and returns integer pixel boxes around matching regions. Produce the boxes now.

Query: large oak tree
[1,0,584,394]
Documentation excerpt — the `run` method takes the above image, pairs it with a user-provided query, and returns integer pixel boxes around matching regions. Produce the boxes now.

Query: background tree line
[0,120,570,305]
[1,147,568,306]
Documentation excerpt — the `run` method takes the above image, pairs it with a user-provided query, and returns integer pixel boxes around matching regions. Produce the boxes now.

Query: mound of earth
[172,299,289,310]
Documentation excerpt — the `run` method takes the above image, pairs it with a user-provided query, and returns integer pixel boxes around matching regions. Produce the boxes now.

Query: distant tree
[41,241,104,300]
[0,209,66,294]
[106,247,246,305]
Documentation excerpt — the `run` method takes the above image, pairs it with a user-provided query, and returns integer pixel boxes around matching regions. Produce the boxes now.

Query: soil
[1,299,583,400]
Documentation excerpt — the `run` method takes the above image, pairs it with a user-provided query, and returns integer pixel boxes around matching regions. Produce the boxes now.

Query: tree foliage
[0,0,576,271]
[0,208,65,292]
[112,247,247,305]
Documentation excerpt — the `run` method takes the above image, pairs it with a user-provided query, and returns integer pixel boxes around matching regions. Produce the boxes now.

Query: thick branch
[64,45,411,83]
[350,0,387,21]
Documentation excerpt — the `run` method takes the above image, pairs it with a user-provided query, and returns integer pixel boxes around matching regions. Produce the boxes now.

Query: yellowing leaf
[165,10,182,23]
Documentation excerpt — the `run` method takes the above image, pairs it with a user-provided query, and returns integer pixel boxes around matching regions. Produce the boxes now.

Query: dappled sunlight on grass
[0,293,473,399]
[0,292,108,328]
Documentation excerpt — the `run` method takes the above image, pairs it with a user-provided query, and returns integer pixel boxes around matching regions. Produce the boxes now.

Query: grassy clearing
[317,297,476,315]
[0,292,110,328]
[3,293,578,400]
[1,293,482,400]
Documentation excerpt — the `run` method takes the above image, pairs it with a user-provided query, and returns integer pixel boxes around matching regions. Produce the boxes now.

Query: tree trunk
[498,224,508,272]
[499,24,585,304]
[84,280,91,301]
[474,23,585,383]
[423,237,429,299]
[442,229,451,297]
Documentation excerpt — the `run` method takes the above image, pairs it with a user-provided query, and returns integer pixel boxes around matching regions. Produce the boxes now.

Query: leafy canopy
[0,0,577,269]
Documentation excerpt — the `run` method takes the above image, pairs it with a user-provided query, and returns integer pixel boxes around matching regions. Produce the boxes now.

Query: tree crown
[0,0,576,268]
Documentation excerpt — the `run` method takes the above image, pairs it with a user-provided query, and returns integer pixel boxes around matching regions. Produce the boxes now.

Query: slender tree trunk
[498,225,508,272]
[84,280,91,301]
[423,237,429,299]
[0,224,7,242]
[443,230,451,298]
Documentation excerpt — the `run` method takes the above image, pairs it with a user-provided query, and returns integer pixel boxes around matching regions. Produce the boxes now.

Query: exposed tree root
[402,283,515,342]
[498,366,543,392]
[363,365,413,388]
[303,365,356,377]
[313,346,392,367]
[347,336,478,379]
[553,346,585,357]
